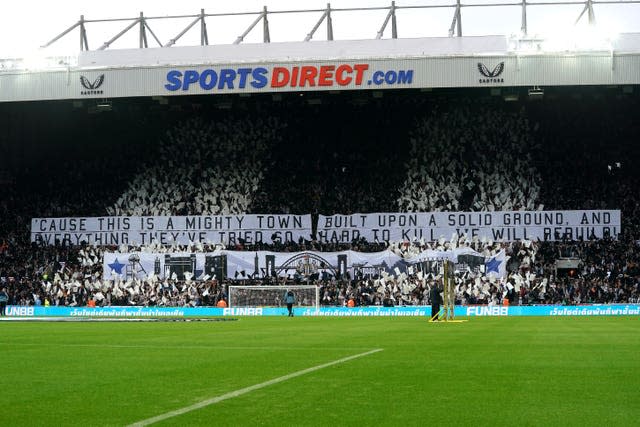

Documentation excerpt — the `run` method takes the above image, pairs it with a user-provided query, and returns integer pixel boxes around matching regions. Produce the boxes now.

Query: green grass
[1,317,639,426]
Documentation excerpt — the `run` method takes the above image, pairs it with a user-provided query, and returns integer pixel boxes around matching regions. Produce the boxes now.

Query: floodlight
[528,86,544,100]
[151,96,168,105]
[537,26,619,52]
[96,100,113,111]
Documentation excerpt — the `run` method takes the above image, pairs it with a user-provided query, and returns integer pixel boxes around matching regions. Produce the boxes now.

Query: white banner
[317,210,621,243]
[102,249,406,281]
[102,248,491,281]
[31,214,311,246]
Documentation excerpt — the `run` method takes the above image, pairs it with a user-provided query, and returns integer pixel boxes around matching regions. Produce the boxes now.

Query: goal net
[228,285,320,310]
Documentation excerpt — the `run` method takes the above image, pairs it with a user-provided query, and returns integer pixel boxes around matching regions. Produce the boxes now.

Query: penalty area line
[127,348,384,427]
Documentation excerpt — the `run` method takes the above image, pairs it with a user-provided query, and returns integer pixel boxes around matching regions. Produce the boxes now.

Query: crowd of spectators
[109,116,286,216]
[250,97,413,214]
[1,90,640,309]
[397,98,541,212]
[2,236,639,308]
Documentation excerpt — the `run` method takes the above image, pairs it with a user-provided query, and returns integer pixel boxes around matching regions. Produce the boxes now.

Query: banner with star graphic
[101,248,494,281]
[102,249,406,281]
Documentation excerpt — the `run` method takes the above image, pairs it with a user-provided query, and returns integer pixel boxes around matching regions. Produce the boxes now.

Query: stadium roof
[1,2,639,103]
[0,32,638,103]
[77,33,640,69]
[2,32,639,72]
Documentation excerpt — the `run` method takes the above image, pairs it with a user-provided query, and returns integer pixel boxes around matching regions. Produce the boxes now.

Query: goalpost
[228,285,320,311]
[439,260,456,321]
[427,259,464,323]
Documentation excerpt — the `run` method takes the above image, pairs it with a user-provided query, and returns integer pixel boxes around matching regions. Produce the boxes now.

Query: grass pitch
[1,316,638,426]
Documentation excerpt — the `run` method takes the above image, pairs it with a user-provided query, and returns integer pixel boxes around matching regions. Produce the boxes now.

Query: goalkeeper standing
[284,290,296,317]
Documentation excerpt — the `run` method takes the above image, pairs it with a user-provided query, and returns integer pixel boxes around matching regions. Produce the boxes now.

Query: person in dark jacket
[284,290,295,317]
[0,288,8,316]
[430,284,442,321]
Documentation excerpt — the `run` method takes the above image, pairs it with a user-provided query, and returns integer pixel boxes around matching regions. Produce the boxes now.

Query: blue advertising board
[459,304,640,316]
[4,304,640,318]
[7,304,640,318]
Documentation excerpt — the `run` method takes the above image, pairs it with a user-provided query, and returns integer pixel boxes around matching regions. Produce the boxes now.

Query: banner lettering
[31,214,312,246]
[317,210,621,243]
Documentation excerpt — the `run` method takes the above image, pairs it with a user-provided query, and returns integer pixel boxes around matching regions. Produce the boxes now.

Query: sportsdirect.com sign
[164,63,414,92]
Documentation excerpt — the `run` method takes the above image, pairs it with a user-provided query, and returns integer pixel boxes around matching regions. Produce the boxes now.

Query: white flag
[485,250,509,278]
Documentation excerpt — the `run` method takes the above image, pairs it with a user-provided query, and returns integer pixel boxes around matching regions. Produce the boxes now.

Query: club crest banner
[102,249,406,281]
[101,247,490,281]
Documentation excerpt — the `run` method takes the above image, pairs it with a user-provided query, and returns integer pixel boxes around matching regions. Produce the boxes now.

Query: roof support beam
[521,0,528,36]
[201,9,209,46]
[139,12,148,48]
[41,18,82,49]
[166,14,202,47]
[98,17,141,50]
[305,3,333,42]
[575,0,597,26]
[376,1,398,39]
[235,6,270,44]
[448,0,462,37]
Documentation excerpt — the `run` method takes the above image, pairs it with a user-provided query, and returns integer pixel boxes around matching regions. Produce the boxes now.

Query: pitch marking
[0,343,376,351]
[127,348,383,426]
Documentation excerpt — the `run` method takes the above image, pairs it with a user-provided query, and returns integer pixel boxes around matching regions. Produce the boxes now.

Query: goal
[228,285,320,310]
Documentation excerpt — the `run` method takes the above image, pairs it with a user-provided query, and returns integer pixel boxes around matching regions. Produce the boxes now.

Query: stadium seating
[1,91,639,307]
